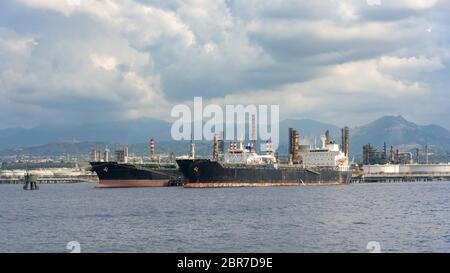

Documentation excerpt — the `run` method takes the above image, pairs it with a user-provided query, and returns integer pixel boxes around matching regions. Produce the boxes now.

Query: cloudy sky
[0,0,449,129]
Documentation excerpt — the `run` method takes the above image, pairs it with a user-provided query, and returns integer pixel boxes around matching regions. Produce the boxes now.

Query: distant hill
[0,116,449,161]
[0,140,215,159]
[0,118,341,150]
[0,118,172,150]
[351,115,450,155]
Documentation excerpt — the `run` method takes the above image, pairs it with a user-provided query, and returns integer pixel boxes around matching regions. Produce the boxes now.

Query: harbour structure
[23,171,39,190]
[0,167,97,185]
[355,142,450,183]
[355,163,450,183]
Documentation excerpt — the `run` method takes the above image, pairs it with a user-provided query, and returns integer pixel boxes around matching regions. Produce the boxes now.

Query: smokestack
[251,114,256,147]
[293,130,300,164]
[389,145,395,163]
[289,128,300,164]
[124,146,128,163]
[289,128,293,163]
[218,132,224,155]
[425,145,429,164]
[91,149,101,162]
[320,134,326,149]
[103,147,109,162]
[190,135,195,159]
[383,142,387,162]
[341,127,349,159]
[149,139,155,162]
[325,130,330,145]
[344,127,349,160]
[213,134,219,161]
[415,148,420,164]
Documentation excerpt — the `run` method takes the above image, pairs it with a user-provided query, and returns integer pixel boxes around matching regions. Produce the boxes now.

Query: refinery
[87,122,450,188]
[2,123,450,188]
[355,143,450,183]
[87,117,353,189]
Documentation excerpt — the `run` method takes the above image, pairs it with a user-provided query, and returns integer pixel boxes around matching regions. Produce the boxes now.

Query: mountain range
[0,116,449,158]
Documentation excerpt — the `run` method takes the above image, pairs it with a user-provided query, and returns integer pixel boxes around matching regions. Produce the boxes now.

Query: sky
[0,0,449,129]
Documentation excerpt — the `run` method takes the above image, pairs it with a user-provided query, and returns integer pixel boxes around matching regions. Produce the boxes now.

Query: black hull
[176,159,351,188]
[90,162,182,188]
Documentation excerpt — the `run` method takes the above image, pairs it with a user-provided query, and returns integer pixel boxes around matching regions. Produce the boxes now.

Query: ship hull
[176,159,351,188]
[90,162,181,188]
[95,179,170,188]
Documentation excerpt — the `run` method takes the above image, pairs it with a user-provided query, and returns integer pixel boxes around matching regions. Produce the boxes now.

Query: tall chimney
[344,127,349,160]
[293,130,300,164]
[325,130,330,145]
[289,128,294,163]
[149,139,155,162]
[251,114,256,147]
[425,145,429,164]
[213,134,219,161]
[218,132,224,155]
[103,147,109,162]
[390,145,395,163]
[190,135,195,159]
[124,146,129,163]
[288,128,300,164]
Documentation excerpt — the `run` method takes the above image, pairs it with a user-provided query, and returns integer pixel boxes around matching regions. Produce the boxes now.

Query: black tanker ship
[177,127,352,188]
[176,159,351,188]
[90,162,182,188]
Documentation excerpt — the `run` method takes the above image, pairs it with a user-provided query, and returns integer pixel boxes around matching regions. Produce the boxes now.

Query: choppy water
[1,182,450,253]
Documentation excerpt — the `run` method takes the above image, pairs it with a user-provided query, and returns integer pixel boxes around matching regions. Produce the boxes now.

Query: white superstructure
[222,142,277,165]
[300,135,348,168]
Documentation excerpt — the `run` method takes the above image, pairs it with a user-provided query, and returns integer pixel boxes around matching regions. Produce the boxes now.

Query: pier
[351,173,450,183]
[0,175,98,185]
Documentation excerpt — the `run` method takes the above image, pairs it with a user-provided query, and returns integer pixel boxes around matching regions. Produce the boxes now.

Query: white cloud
[0,0,448,129]
[20,0,196,48]
[247,18,425,43]
[0,28,36,67]
[196,55,433,125]
[390,0,441,10]
[378,56,444,76]
[90,54,118,71]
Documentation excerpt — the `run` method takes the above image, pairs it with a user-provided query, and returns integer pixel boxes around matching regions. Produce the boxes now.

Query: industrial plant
[357,143,450,183]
